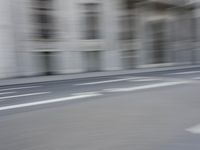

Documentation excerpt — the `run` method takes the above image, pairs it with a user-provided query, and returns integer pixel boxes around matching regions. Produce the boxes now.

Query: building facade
[0,0,199,78]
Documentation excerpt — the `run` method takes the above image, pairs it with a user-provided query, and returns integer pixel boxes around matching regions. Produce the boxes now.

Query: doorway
[84,51,101,72]
[39,52,54,75]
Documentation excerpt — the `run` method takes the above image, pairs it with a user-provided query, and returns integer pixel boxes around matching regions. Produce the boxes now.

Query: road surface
[0,68,200,150]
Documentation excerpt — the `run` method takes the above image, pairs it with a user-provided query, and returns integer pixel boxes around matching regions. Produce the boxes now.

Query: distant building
[0,0,198,78]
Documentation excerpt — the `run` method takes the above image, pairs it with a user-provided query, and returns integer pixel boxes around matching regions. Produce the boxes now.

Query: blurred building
[0,0,199,78]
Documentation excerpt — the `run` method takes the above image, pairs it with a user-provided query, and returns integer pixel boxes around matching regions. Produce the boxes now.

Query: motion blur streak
[0,0,199,78]
[0,0,200,150]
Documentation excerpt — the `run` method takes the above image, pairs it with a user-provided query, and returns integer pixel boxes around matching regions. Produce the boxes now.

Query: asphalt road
[0,68,200,150]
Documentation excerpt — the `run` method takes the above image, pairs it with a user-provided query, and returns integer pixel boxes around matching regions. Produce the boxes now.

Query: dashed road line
[0,86,41,92]
[193,77,200,80]
[74,77,149,86]
[0,92,50,101]
[0,92,16,95]
[131,78,161,82]
[168,71,200,75]
[186,124,200,134]
[104,81,189,93]
[72,92,101,96]
[0,92,101,111]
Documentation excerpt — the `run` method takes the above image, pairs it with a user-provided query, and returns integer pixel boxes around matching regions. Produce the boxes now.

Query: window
[82,3,101,39]
[120,0,135,40]
[36,13,52,24]
[32,0,55,40]
[38,28,54,39]
[123,0,134,10]
[120,14,134,40]
[35,0,53,9]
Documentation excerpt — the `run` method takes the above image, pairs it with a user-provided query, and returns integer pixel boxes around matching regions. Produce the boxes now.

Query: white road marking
[75,77,146,86]
[0,86,41,92]
[0,92,50,101]
[0,93,101,111]
[186,124,200,134]
[72,92,100,96]
[0,92,16,95]
[168,71,200,75]
[132,78,161,82]
[104,81,189,92]
[193,77,200,80]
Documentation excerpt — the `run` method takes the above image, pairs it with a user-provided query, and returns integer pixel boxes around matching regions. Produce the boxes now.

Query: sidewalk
[0,65,200,86]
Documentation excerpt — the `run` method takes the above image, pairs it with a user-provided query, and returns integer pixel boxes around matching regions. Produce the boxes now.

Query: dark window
[32,0,55,40]
[36,13,52,24]
[83,3,101,39]
[124,0,134,10]
[38,28,54,39]
[120,14,134,40]
[120,0,135,40]
[34,0,53,10]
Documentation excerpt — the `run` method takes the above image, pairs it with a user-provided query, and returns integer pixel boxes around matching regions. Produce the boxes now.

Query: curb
[0,65,200,86]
